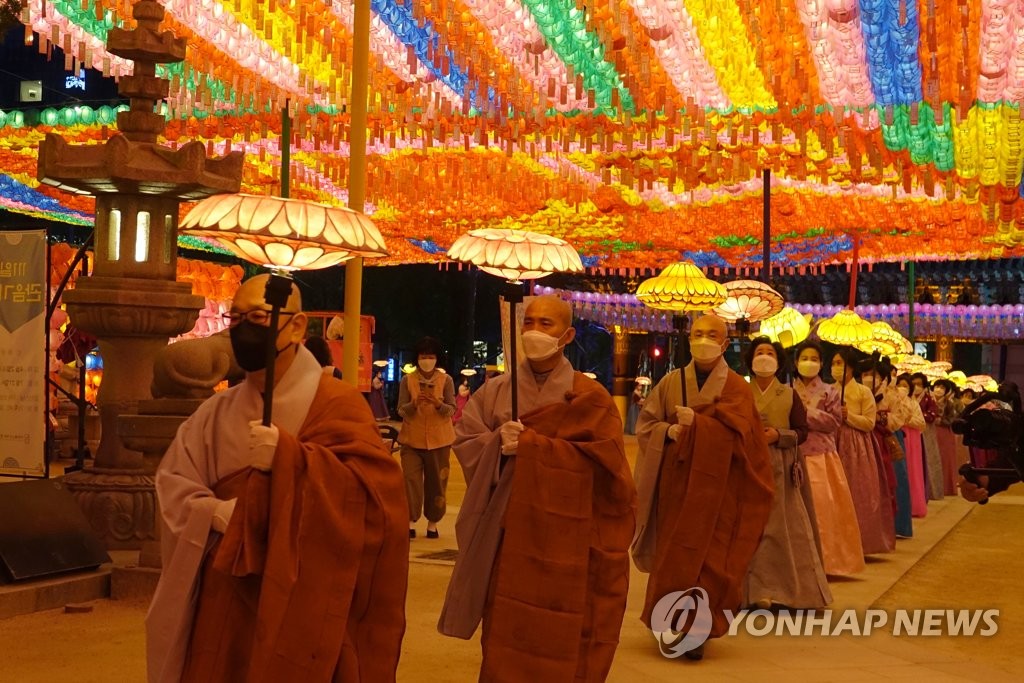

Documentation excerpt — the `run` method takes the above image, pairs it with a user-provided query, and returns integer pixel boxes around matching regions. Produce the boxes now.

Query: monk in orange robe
[147,275,408,683]
[633,314,773,660]
[439,295,636,682]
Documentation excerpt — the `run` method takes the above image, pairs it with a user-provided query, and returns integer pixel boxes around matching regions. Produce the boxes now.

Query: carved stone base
[62,468,156,550]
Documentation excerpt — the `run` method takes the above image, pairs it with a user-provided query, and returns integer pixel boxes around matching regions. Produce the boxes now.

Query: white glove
[667,424,683,442]
[499,420,525,455]
[248,420,279,471]
[212,498,237,533]
[675,406,695,426]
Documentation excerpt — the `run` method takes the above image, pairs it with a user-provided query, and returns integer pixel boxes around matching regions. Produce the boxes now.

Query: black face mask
[230,320,284,372]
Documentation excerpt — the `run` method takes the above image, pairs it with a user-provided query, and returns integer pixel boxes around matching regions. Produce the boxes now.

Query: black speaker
[0,478,110,583]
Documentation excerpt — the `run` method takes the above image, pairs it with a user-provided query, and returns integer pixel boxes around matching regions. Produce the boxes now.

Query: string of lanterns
[536,285,1024,342]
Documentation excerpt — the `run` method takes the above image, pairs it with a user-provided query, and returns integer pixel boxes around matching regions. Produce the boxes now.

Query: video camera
[953,382,1024,502]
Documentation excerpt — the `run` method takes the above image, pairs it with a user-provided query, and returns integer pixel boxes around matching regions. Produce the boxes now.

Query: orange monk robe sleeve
[210,378,409,683]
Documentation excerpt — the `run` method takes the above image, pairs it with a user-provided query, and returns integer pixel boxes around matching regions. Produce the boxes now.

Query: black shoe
[684,644,704,661]
[409,529,416,539]
[426,529,439,539]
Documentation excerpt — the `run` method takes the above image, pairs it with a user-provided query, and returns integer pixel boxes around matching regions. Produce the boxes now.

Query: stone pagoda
[38,0,243,550]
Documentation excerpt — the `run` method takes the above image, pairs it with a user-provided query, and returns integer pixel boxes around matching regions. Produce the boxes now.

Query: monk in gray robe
[633,314,773,660]
[147,275,408,683]
[439,295,636,682]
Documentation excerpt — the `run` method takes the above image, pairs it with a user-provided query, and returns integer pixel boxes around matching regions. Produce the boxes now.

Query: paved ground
[1,436,1022,682]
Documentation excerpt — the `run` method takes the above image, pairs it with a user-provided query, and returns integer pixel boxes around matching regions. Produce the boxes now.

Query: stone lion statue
[151,329,244,399]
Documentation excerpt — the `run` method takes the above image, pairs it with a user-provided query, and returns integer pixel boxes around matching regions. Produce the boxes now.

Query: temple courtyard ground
[1,435,1022,682]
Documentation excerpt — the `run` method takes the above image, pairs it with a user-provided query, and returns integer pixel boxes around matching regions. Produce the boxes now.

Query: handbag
[884,432,905,461]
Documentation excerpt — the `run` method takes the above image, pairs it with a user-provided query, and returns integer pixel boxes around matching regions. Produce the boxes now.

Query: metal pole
[45,235,51,479]
[505,281,524,420]
[908,260,916,343]
[343,0,371,387]
[848,233,860,308]
[68,249,92,474]
[260,274,295,426]
[281,101,290,199]
[763,168,771,281]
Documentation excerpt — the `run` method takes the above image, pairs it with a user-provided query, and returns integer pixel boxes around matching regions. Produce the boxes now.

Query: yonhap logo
[649,587,713,658]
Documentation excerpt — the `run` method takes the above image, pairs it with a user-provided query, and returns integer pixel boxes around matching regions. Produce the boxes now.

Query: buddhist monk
[146,274,408,683]
[633,313,773,660]
[438,295,636,682]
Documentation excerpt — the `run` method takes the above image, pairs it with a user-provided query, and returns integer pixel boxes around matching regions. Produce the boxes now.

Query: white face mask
[831,366,846,383]
[797,360,821,378]
[913,386,924,397]
[897,386,910,397]
[690,338,723,363]
[521,330,564,361]
[752,355,778,377]
[418,358,437,373]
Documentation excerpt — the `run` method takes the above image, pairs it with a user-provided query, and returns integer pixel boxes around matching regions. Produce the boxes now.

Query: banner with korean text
[0,230,46,476]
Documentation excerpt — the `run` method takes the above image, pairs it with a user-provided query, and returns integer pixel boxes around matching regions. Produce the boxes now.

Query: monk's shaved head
[691,313,727,340]
[524,295,573,330]
[232,274,303,314]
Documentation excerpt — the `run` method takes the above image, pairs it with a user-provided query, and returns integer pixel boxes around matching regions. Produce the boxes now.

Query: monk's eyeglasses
[221,309,296,328]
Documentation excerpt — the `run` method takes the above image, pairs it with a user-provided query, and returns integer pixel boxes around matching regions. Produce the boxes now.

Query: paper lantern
[446,228,584,282]
[756,306,812,348]
[635,261,727,312]
[896,355,930,372]
[447,227,583,421]
[859,321,911,356]
[921,364,949,380]
[180,193,387,270]
[946,371,968,387]
[713,280,785,323]
[817,309,874,346]
[966,374,999,392]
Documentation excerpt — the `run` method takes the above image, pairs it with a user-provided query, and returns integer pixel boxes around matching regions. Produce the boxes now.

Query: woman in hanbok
[369,370,391,421]
[895,374,928,518]
[793,341,864,576]
[832,349,895,554]
[932,379,961,494]
[452,379,471,423]
[860,360,912,539]
[911,373,944,500]
[624,380,646,435]
[742,337,831,609]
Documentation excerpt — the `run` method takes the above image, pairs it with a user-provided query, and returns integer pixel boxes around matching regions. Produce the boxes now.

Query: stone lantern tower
[37,0,243,548]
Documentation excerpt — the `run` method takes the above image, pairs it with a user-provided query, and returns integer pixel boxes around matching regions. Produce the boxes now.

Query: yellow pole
[343,0,371,387]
